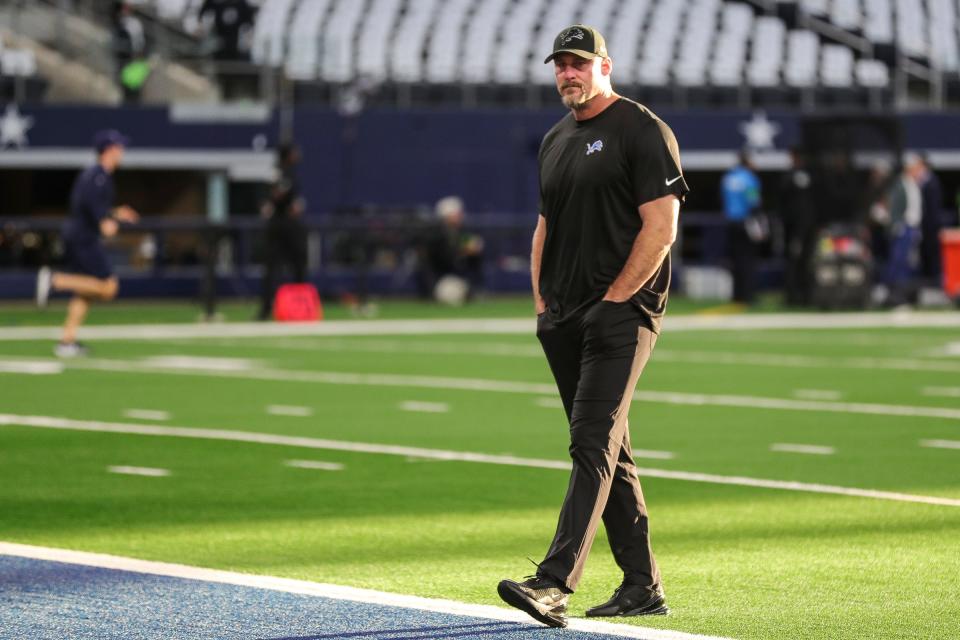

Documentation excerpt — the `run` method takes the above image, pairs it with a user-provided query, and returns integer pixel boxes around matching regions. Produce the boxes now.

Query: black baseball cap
[543,24,608,63]
[93,129,130,153]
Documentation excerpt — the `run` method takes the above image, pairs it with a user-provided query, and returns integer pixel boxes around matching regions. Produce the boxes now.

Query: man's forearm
[531,216,546,313]
[605,196,679,302]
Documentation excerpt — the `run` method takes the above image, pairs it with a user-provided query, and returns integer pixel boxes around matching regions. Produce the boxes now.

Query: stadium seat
[355,0,404,82]
[636,1,684,86]
[855,58,890,87]
[748,16,786,88]
[709,2,753,87]
[784,29,819,88]
[675,0,720,87]
[820,44,854,87]
[863,0,895,44]
[320,0,367,82]
[0,49,37,77]
[424,0,472,83]
[799,0,830,17]
[390,0,438,82]
[498,0,543,84]
[929,0,959,72]
[284,0,331,81]
[894,0,928,59]
[830,0,863,32]
[251,0,297,67]
[460,0,511,82]
[603,0,650,82]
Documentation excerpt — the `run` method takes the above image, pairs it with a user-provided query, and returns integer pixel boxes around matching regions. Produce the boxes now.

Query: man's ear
[601,57,613,77]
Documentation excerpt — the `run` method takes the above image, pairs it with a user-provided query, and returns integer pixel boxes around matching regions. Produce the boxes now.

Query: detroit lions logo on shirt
[585,140,603,155]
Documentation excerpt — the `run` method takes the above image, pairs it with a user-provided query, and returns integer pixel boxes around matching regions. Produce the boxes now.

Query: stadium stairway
[0,2,216,105]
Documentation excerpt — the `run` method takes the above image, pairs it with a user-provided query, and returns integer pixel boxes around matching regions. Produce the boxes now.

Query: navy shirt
[64,164,114,245]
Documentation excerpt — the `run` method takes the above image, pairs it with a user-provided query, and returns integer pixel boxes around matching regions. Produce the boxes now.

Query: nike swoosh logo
[665,175,683,186]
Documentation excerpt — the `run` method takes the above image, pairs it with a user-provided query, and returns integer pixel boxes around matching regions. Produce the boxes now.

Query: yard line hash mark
[284,460,344,471]
[107,466,170,477]
[123,409,171,421]
[770,443,836,456]
[267,405,314,417]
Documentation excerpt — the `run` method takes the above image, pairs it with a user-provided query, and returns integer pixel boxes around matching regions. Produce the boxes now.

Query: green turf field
[1,299,958,639]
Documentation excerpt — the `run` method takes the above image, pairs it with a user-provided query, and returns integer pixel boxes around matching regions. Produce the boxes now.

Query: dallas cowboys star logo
[738,111,780,151]
[0,104,34,149]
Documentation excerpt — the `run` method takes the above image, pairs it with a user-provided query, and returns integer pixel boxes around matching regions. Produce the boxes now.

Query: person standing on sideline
[778,146,816,306]
[257,142,307,320]
[722,151,762,305]
[35,129,139,357]
[497,24,688,629]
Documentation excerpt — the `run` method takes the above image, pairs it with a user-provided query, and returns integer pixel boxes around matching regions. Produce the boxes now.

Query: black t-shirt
[64,164,114,246]
[537,98,688,332]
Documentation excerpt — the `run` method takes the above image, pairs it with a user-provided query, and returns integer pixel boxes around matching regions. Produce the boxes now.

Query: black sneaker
[585,583,669,617]
[497,575,568,628]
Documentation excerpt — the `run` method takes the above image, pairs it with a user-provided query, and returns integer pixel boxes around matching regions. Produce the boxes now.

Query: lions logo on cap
[559,28,585,46]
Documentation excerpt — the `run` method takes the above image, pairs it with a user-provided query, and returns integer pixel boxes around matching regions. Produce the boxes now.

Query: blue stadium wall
[4,104,960,216]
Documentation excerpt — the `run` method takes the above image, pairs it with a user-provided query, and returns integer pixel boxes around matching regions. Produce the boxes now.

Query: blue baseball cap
[93,129,131,153]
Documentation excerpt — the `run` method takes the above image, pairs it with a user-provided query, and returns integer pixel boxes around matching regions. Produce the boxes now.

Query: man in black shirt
[497,25,688,629]
[257,142,307,320]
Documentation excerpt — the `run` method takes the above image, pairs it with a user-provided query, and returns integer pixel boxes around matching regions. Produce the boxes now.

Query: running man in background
[36,129,139,357]
[497,24,687,628]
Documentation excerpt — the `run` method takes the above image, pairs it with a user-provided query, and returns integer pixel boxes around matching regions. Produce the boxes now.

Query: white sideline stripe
[399,401,450,413]
[123,409,171,422]
[1,311,959,341]
[107,465,170,477]
[0,543,731,640]
[284,459,344,471]
[250,339,960,374]
[1,413,957,508]
[267,405,313,417]
[0,360,64,375]
[791,390,842,401]
[770,443,836,456]
[37,357,960,422]
[920,439,960,450]
[922,386,960,398]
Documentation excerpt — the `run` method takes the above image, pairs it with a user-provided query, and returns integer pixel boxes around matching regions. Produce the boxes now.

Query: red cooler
[942,229,960,298]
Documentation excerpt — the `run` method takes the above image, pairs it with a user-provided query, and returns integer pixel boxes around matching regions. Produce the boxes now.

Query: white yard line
[267,405,314,417]
[123,409,171,422]
[21,357,960,422]
[106,465,170,477]
[1,311,959,342]
[0,542,732,640]
[0,360,64,375]
[922,386,960,398]
[770,443,836,456]
[920,439,960,450]
[791,390,843,401]
[1,413,957,508]
[536,397,564,409]
[283,459,344,471]
[399,401,450,413]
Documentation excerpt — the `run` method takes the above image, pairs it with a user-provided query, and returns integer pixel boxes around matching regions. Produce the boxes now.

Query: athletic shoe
[585,583,669,617]
[54,342,88,358]
[497,575,568,628]
[36,267,52,308]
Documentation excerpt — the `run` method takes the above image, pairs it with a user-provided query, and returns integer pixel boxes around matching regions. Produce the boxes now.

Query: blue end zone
[0,555,632,640]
